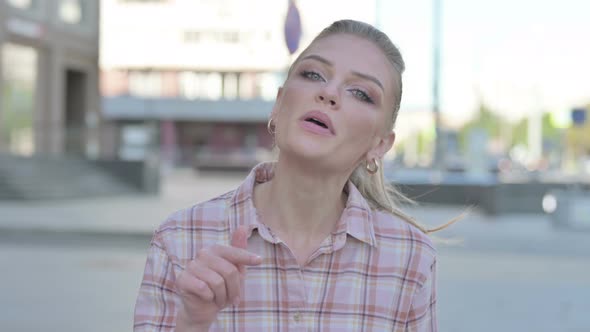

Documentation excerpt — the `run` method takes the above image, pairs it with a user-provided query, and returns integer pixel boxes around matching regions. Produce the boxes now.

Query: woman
[135,19,442,331]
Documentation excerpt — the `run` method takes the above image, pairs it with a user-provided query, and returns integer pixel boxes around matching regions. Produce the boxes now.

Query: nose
[315,87,339,109]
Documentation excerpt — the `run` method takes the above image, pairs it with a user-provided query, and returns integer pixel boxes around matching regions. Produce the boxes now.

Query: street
[2,223,589,331]
[0,170,589,331]
[0,239,146,332]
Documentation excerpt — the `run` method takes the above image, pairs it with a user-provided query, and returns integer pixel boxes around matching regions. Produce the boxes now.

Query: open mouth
[305,117,328,129]
[300,111,334,135]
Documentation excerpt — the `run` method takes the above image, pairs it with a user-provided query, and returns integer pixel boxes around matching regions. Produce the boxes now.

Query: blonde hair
[289,20,456,234]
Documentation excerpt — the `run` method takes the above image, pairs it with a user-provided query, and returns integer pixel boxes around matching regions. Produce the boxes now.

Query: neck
[255,155,350,243]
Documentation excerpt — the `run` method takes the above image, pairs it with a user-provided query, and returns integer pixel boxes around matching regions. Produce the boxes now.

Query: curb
[0,226,154,248]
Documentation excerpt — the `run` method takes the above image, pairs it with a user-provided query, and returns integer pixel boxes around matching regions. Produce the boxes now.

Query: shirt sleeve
[405,259,437,332]
[134,231,180,331]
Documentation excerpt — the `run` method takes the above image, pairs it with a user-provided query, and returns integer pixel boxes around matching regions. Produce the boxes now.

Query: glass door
[1,43,38,156]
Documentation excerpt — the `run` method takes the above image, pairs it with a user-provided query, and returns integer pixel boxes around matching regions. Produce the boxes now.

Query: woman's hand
[175,226,262,331]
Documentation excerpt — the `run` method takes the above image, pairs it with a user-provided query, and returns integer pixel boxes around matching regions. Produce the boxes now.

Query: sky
[378,0,590,126]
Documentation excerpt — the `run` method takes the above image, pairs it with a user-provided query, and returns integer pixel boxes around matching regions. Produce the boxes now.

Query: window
[179,72,222,100]
[182,30,241,44]
[128,71,162,98]
[1,43,38,156]
[258,73,281,101]
[239,73,255,100]
[183,31,201,43]
[178,72,199,100]
[59,0,83,25]
[223,73,238,100]
[7,0,36,10]
[179,72,278,101]
[119,0,166,3]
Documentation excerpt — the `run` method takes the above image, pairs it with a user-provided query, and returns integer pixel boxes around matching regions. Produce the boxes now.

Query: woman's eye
[350,89,374,104]
[301,70,324,81]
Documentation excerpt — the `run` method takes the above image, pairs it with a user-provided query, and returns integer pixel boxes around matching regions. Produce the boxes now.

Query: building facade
[0,0,101,158]
[100,0,376,168]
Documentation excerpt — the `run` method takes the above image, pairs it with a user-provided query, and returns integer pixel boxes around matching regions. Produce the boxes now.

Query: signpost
[284,0,302,55]
[432,0,443,169]
[572,107,587,126]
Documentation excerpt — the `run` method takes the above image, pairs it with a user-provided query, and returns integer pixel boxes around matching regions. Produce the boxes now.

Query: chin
[278,134,334,161]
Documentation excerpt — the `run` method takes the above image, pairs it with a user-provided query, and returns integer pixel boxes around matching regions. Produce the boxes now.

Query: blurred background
[0,0,589,331]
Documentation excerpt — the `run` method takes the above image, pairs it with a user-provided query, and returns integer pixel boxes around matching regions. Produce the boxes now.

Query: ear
[367,131,396,161]
[270,87,284,118]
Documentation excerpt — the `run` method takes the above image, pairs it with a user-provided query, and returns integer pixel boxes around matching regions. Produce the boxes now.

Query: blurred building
[0,0,100,157]
[100,0,376,169]
[100,0,288,169]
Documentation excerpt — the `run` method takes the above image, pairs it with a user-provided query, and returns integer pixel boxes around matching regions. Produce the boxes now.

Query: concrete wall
[0,0,100,157]
[0,3,5,144]
[94,158,160,194]
[396,180,590,215]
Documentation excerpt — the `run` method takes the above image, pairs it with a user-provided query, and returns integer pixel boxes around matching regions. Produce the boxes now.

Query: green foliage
[458,102,506,151]
[1,83,34,142]
[511,112,561,147]
[541,113,561,140]
[458,101,562,152]
[417,129,431,154]
[511,118,528,146]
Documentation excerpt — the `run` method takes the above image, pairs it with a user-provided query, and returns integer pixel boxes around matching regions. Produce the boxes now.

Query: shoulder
[151,190,235,261]
[371,209,436,284]
[157,190,232,233]
[372,209,435,254]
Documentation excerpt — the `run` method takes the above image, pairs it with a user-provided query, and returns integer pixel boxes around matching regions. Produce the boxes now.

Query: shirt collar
[337,180,377,247]
[227,162,376,247]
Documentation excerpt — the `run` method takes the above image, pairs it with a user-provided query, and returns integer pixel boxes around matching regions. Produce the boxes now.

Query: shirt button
[293,312,301,322]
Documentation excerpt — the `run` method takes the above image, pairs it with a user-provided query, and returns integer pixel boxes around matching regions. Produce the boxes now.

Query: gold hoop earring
[366,158,379,174]
[267,118,275,135]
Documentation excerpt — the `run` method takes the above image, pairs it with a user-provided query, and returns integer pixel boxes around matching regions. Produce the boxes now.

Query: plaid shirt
[134,162,437,331]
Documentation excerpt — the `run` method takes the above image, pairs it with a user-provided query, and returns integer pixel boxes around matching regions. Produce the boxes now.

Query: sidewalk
[3,169,588,332]
[0,169,245,237]
[0,168,587,253]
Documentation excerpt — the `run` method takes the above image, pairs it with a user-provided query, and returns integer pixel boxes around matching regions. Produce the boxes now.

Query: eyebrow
[300,54,384,92]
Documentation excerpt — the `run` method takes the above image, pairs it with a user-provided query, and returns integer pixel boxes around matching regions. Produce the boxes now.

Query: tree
[458,102,505,152]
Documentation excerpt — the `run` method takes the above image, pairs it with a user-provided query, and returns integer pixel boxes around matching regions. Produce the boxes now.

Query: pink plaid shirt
[134,162,437,331]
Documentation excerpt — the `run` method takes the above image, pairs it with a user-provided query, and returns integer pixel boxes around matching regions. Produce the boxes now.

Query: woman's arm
[134,232,179,332]
[405,259,438,332]
[133,227,261,331]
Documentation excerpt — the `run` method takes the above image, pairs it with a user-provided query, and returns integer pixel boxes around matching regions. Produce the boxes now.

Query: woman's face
[272,33,397,174]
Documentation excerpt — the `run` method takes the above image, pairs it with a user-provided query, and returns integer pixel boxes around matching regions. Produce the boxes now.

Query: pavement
[1,168,589,332]
[1,168,588,253]
[0,169,244,236]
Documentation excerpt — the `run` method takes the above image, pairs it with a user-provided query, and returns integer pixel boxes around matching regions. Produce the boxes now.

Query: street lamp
[432,0,443,169]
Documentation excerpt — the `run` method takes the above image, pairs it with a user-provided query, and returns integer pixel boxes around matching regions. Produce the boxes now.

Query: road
[0,238,146,332]
[1,169,589,331]
[1,224,589,332]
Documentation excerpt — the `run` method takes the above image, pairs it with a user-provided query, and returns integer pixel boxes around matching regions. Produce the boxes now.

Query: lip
[299,111,335,135]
